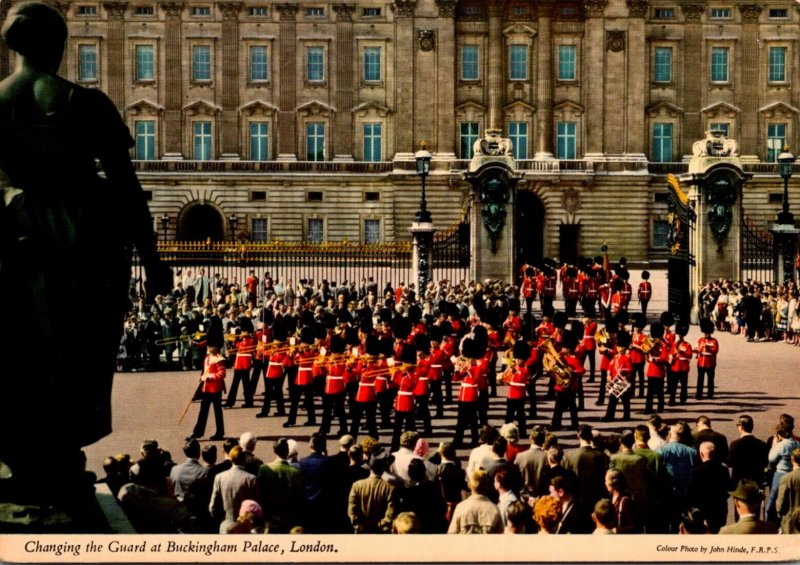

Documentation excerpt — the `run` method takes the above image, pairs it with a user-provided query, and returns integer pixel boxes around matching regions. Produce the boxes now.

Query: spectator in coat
[686,442,730,533]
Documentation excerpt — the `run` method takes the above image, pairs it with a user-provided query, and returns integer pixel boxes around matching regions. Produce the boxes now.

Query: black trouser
[430,379,444,417]
[577,375,585,410]
[415,395,432,434]
[225,369,252,406]
[632,362,645,397]
[526,380,538,418]
[596,369,608,404]
[349,401,378,440]
[260,375,286,415]
[478,389,489,427]
[525,296,534,315]
[193,391,224,438]
[248,359,265,398]
[696,367,716,398]
[505,397,526,435]
[585,349,596,382]
[378,390,395,428]
[667,370,688,405]
[644,377,665,414]
[565,298,578,318]
[488,359,497,397]
[552,389,578,430]
[391,411,416,452]
[453,402,479,448]
[604,380,633,421]
[346,381,358,413]
[443,370,454,404]
[287,383,316,425]
[640,299,649,318]
[320,393,347,435]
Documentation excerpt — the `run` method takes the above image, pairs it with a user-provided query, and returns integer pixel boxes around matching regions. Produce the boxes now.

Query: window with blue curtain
[509,45,527,80]
[249,46,268,81]
[251,218,268,242]
[307,218,324,243]
[654,47,672,83]
[460,122,479,159]
[461,45,479,80]
[306,47,324,81]
[135,45,154,81]
[711,47,728,82]
[556,122,576,159]
[652,123,673,162]
[192,45,211,81]
[135,120,155,160]
[306,122,325,161]
[363,123,382,162]
[364,219,380,244]
[767,123,787,162]
[509,122,528,159]
[364,47,381,81]
[78,44,97,81]
[193,121,212,160]
[250,122,269,161]
[769,46,786,82]
[557,45,576,80]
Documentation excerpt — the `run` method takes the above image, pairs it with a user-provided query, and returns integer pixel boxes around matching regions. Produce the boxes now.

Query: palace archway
[515,189,545,270]
[178,203,225,241]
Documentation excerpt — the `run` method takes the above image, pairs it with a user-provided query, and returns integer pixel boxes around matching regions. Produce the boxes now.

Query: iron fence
[740,218,775,283]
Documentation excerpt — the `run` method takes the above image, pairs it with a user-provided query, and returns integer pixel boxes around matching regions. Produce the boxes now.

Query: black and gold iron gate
[431,202,471,285]
[666,175,696,323]
[740,218,775,282]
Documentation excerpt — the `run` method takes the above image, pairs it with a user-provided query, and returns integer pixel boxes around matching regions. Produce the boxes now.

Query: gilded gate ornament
[705,172,737,249]
[480,175,510,253]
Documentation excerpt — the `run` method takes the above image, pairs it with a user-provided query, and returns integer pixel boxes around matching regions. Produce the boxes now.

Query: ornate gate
[740,218,775,282]
[431,201,471,284]
[666,175,696,323]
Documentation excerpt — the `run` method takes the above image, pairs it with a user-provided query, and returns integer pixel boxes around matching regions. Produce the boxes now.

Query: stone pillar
[219,2,242,159]
[681,4,705,156]
[535,1,554,159]
[332,4,356,160]
[392,0,416,158]
[583,0,607,157]
[772,226,800,283]
[54,1,70,78]
[103,2,126,110]
[739,5,762,156]
[410,223,436,296]
[276,3,298,159]
[414,31,437,153]
[625,0,648,156]
[486,0,504,130]
[435,0,457,157]
[161,2,184,158]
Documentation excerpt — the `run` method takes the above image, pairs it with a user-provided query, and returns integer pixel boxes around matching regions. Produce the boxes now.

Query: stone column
[276,3,298,159]
[435,0,457,157]
[535,1,554,159]
[161,2,184,158]
[487,0,505,130]
[332,4,356,160]
[739,5,762,155]
[410,223,436,295]
[681,4,705,155]
[583,0,607,157]
[625,0,648,156]
[219,2,242,159]
[103,2,126,110]
[392,0,416,158]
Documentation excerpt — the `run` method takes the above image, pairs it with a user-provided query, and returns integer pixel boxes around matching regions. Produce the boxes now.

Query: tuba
[541,339,573,389]
[639,335,655,354]
[594,327,609,346]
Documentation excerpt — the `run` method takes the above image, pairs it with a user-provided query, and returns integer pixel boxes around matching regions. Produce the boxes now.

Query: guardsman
[349,334,381,441]
[536,305,555,344]
[412,334,433,435]
[583,270,601,318]
[629,313,648,398]
[190,344,227,440]
[595,317,618,406]
[427,325,447,418]
[523,336,542,419]
[390,344,418,452]
[644,322,668,414]
[440,321,457,405]
[638,271,653,318]
[619,271,633,311]
[550,330,584,431]
[667,321,693,406]
[504,339,531,435]
[343,327,362,411]
[452,338,481,449]
[374,337,395,429]
[582,315,598,383]
[224,327,256,408]
[472,325,491,427]
[257,320,291,418]
[249,320,271,401]
[320,334,349,437]
[520,265,537,315]
[660,311,676,349]
[571,319,587,411]
[563,267,581,318]
[602,330,634,422]
[541,267,558,313]
[284,325,317,428]
[503,298,523,343]
[695,318,719,400]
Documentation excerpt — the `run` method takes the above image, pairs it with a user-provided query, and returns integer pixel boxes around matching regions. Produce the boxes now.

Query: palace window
[363,7,381,17]
[363,47,381,82]
[767,123,787,162]
[709,122,729,136]
[134,5,154,15]
[654,47,672,83]
[193,121,212,160]
[306,47,325,82]
[556,122,576,159]
[711,47,729,83]
[76,5,97,15]
[249,46,269,82]
[305,7,325,17]
[652,220,670,249]
[509,122,528,160]
[769,8,788,19]
[769,47,787,83]
[251,218,268,242]
[135,120,156,160]
[364,219,381,244]
[652,123,673,162]
[306,122,325,161]
[709,8,731,19]
[192,45,212,82]
[509,45,528,81]
[191,6,211,16]
[249,122,269,161]
[653,8,673,19]
[557,45,576,81]
[461,45,479,81]
[249,6,267,16]
[307,218,324,243]
[363,123,382,162]
[460,122,479,159]
[135,45,155,81]
[78,44,97,82]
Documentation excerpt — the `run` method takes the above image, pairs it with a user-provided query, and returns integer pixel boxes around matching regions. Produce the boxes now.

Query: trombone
[156,332,206,346]
[361,363,416,378]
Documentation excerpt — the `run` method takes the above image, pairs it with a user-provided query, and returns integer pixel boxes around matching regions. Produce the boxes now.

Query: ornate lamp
[414,142,432,223]
[777,148,795,225]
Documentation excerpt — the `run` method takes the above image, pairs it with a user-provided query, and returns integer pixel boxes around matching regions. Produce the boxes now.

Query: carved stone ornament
[391,0,416,18]
[435,0,456,17]
[739,4,762,23]
[218,2,242,20]
[160,2,183,17]
[102,2,126,18]
[561,187,582,215]
[480,174,510,253]
[692,130,740,158]
[626,0,648,17]
[681,4,705,22]
[473,128,514,157]
[332,4,356,22]
[705,170,738,249]
[583,0,608,18]
[418,30,435,51]
[275,3,298,21]
[606,30,625,52]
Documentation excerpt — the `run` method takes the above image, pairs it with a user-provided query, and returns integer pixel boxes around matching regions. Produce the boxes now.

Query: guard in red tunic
[667,321,693,406]
[504,340,531,434]
[190,344,226,440]
[582,315,598,383]
[551,330,584,431]
[619,271,633,312]
[320,334,349,437]
[452,338,481,449]
[390,344,418,452]
[582,270,601,318]
[471,325,491,426]
[349,335,381,441]
[595,317,618,406]
[644,322,668,414]
[629,313,648,398]
[285,325,318,427]
[249,319,271,400]
[374,337,395,429]
[412,334,433,435]
[541,266,558,313]
[427,325,447,418]
[523,338,542,419]
[520,265,537,315]
[602,330,634,422]
[440,321,457,405]
[563,266,581,318]
[637,270,653,318]
[224,325,257,408]
[502,300,522,344]
[257,321,291,418]
[695,318,720,400]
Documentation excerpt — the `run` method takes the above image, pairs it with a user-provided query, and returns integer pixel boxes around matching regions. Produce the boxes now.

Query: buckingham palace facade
[3,0,800,264]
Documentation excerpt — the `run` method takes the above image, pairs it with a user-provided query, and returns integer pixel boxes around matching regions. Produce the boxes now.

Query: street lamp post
[772,148,799,283]
[160,213,169,242]
[411,142,435,296]
[415,143,432,223]
[228,214,238,241]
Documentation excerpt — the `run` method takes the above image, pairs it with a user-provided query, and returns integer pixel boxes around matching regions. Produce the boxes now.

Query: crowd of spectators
[95,412,800,535]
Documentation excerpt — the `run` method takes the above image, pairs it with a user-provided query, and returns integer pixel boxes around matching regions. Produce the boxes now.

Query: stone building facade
[2,0,799,266]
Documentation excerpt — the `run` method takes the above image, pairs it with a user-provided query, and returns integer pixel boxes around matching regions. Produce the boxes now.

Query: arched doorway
[178,204,225,241]
[515,190,545,270]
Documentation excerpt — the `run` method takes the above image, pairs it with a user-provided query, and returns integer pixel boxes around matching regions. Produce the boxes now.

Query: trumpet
[156,331,206,346]
[541,339,573,389]
[450,355,471,374]
[594,328,609,346]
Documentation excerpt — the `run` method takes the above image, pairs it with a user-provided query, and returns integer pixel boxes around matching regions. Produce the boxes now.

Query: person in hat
[224,326,257,408]
[319,334,350,437]
[619,271,633,312]
[376,336,398,429]
[602,331,634,422]
[595,317,618,406]
[284,326,318,428]
[520,265,538,316]
[349,335,382,441]
[551,330,584,431]
[190,344,227,441]
[695,318,719,400]
[644,323,669,414]
[540,266,558,314]
[452,338,481,449]
[503,340,531,434]
[629,313,648,398]
[563,266,581,318]
[390,344,419,452]
[637,271,653,318]
[719,480,778,534]
[412,334,433,435]
[427,325,448,418]
[581,314,598,383]
[256,320,292,418]
[667,321,693,406]
[348,450,398,533]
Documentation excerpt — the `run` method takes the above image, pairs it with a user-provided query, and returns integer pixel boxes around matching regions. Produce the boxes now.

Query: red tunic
[413,357,431,396]
[429,347,447,382]
[609,351,633,381]
[645,339,668,378]
[393,372,417,412]
[536,320,555,343]
[233,335,256,370]
[355,361,379,403]
[598,336,616,371]
[583,320,598,352]
[325,361,348,395]
[506,366,529,400]
[267,351,290,379]
[629,332,646,366]
[200,354,226,393]
[669,340,693,373]
[555,354,584,393]
[696,336,719,369]
[294,349,317,386]
[638,281,652,301]
[455,363,480,403]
